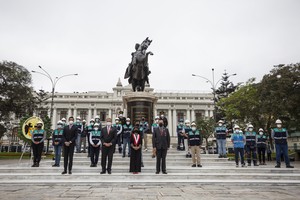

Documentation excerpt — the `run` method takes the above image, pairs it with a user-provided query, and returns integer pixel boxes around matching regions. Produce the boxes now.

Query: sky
[1,0,299,93]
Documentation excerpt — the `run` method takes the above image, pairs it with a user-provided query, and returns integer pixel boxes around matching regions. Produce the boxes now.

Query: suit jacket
[100,126,117,146]
[63,125,78,146]
[152,126,170,150]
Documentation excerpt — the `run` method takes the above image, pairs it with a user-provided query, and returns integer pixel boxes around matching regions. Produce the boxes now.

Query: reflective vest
[32,129,45,142]
[232,132,244,148]
[90,130,101,145]
[245,132,257,146]
[273,128,287,144]
[257,135,267,148]
[184,126,192,135]
[215,126,227,140]
[53,129,63,142]
[123,124,133,138]
[188,130,201,146]
[113,124,122,132]
[177,125,184,134]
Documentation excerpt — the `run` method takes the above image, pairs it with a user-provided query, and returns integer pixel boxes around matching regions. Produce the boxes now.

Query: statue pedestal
[123,92,158,125]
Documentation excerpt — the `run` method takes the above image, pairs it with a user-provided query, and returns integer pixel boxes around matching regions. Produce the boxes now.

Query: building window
[79,110,87,121]
[100,111,106,121]
[60,110,67,120]
[195,112,203,121]
[177,112,184,122]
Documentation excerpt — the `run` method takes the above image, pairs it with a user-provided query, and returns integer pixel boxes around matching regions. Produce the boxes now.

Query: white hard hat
[115,118,119,121]
[94,123,100,127]
[126,118,130,121]
[95,115,100,119]
[275,119,282,124]
[76,116,81,120]
[82,119,86,123]
[191,122,196,127]
[36,121,43,125]
[155,116,159,119]
[57,120,63,125]
[259,128,264,132]
[234,125,240,129]
[248,124,254,128]
[90,119,95,122]
[185,119,190,124]
[61,118,66,121]
[218,120,224,123]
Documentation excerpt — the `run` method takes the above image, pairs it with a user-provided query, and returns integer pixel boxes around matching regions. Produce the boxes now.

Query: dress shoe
[52,164,57,167]
[275,164,281,168]
[31,163,37,167]
[100,171,106,174]
[286,165,294,168]
[108,171,111,174]
[68,171,72,174]
[162,171,168,174]
[155,171,160,174]
[61,171,67,175]
[141,163,144,167]
[197,164,202,167]
[191,164,196,167]
[90,164,94,167]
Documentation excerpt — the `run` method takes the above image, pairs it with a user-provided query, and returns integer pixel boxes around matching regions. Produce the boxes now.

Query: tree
[196,117,215,150]
[0,61,36,121]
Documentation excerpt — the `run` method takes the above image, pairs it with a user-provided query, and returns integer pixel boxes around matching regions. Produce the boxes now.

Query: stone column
[168,109,172,135]
[93,109,97,118]
[73,108,77,118]
[205,109,209,118]
[88,108,92,122]
[154,109,157,118]
[191,109,195,122]
[172,109,177,137]
[186,109,191,121]
[108,109,112,119]
[68,108,72,118]
[210,110,214,118]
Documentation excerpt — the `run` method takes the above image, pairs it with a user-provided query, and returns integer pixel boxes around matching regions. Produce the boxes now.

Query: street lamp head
[74,74,78,76]
[38,65,42,69]
[232,73,237,76]
[192,74,196,76]
[32,70,36,73]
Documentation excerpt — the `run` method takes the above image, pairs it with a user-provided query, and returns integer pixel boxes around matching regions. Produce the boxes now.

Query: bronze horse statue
[124,37,153,92]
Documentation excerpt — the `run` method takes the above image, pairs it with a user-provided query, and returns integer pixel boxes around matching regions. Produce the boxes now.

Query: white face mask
[119,114,123,117]
[191,127,196,131]
[76,119,80,123]
[277,124,282,128]
[90,122,94,126]
[218,123,222,126]
[235,129,240,133]
[259,132,263,135]
[57,125,62,129]
[186,124,190,127]
[69,121,74,125]
[106,122,112,126]
[94,127,98,131]
[155,120,159,123]
[179,122,183,126]
[161,115,164,118]
[126,122,130,125]
[249,128,253,132]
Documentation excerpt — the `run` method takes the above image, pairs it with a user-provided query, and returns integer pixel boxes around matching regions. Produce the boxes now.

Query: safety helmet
[90,119,95,122]
[94,123,99,127]
[179,119,184,122]
[155,116,159,120]
[218,120,224,124]
[61,118,66,121]
[76,116,81,120]
[259,128,264,132]
[82,119,86,123]
[248,124,254,128]
[191,122,196,127]
[57,120,63,125]
[36,121,43,125]
[275,119,282,124]
[185,119,190,124]
[115,118,119,121]
[95,115,100,119]
[126,118,130,121]
[234,125,240,129]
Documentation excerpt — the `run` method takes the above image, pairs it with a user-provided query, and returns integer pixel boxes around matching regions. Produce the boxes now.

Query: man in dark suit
[152,119,170,174]
[100,118,117,174]
[62,116,77,175]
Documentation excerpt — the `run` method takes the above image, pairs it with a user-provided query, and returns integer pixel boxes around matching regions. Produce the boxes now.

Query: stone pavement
[0,147,299,200]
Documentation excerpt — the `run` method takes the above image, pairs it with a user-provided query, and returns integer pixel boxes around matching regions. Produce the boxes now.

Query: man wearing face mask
[52,121,64,167]
[271,119,294,168]
[177,119,185,151]
[81,120,87,153]
[159,111,168,127]
[75,116,83,153]
[86,119,95,157]
[118,111,126,126]
[188,122,202,167]
[61,118,67,127]
[62,117,78,175]
[31,121,46,167]
[231,125,246,167]
[100,118,117,174]
[245,124,258,166]
[151,116,159,133]
[113,118,123,154]
[139,117,149,152]
[182,120,192,158]
[89,123,101,167]
[257,128,268,165]
[152,119,170,174]
[214,120,228,158]
[122,118,133,158]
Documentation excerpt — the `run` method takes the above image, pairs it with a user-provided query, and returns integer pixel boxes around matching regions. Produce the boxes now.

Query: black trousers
[257,147,266,163]
[90,146,100,164]
[156,149,167,173]
[234,147,244,165]
[101,146,115,172]
[63,144,75,172]
[32,142,44,164]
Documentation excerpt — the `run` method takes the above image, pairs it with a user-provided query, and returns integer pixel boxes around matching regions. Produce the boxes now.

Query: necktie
[107,126,110,134]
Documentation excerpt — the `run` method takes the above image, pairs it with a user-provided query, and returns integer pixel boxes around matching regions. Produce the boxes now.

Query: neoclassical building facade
[47,79,214,137]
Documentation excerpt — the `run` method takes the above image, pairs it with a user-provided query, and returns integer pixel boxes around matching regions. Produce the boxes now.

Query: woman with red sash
[129,127,142,174]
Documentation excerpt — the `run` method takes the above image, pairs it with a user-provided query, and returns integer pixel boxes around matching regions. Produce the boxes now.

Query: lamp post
[32,66,78,153]
[192,68,236,122]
